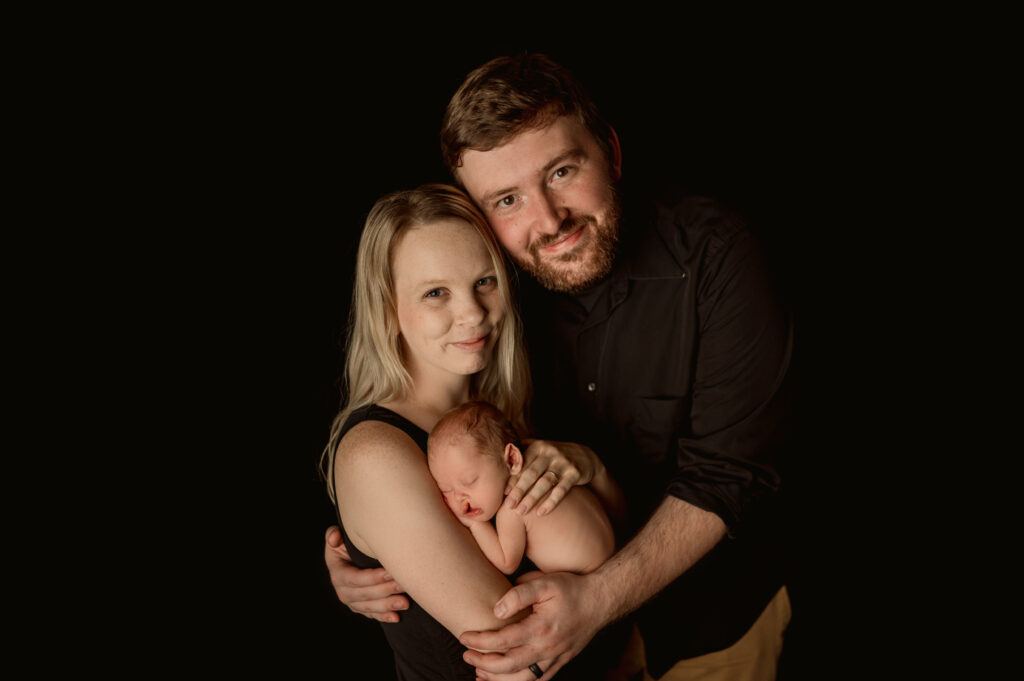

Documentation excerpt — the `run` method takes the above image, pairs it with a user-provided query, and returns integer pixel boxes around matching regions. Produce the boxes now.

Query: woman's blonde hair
[321,183,531,502]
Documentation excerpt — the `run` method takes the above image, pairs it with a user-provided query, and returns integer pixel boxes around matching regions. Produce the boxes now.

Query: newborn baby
[427,401,614,575]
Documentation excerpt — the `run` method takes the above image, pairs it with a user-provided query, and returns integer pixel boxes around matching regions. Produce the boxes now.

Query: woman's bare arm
[335,421,525,641]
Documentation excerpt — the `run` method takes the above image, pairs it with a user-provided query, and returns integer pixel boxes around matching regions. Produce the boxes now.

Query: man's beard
[519,187,621,294]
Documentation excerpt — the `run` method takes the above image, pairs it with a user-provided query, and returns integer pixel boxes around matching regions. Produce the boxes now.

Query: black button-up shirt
[519,190,794,674]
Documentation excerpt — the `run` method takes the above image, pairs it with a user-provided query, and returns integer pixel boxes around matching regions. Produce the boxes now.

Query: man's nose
[532,191,566,236]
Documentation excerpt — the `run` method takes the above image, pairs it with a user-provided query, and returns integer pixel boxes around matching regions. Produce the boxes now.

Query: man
[325,53,794,681]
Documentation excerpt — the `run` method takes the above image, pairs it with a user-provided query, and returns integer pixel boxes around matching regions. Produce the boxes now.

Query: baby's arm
[469,506,527,575]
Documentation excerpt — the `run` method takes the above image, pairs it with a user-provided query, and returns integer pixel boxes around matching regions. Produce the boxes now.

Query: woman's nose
[454,295,486,326]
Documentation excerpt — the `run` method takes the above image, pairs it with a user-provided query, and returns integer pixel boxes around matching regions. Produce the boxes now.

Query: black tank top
[331,404,475,681]
[331,405,631,680]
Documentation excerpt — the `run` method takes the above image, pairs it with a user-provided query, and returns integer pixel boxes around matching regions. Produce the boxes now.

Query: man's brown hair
[440,53,614,177]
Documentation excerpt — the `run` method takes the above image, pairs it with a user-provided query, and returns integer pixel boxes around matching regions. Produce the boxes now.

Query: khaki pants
[614,586,792,681]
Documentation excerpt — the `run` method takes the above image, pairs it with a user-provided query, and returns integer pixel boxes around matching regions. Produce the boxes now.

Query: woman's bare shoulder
[336,419,422,469]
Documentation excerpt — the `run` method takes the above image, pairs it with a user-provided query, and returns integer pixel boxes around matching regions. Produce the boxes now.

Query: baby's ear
[504,443,523,475]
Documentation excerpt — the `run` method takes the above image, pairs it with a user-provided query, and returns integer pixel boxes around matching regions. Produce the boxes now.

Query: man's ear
[608,126,623,181]
[504,443,523,475]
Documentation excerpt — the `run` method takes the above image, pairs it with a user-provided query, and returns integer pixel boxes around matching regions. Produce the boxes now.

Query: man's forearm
[588,495,727,623]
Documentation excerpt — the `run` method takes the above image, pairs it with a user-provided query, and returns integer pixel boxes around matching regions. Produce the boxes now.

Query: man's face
[457,116,621,293]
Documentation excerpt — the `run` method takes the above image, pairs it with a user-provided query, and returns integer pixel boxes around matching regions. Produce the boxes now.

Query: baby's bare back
[521,486,615,574]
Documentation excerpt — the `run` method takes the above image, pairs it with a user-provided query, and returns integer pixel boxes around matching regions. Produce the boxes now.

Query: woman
[322,184,620,681]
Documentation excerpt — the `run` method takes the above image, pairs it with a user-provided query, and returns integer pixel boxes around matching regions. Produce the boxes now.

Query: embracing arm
[335,421,525,640]
[460,222,791,679]
[587,495,725,621]
[459,496,725,678]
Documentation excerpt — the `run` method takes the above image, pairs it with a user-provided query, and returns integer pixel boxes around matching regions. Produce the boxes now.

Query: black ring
[528,663,543,678]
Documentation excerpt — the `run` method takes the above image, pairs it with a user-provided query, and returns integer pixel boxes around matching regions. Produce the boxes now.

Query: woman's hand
[324,525,409,623]
[504,440,601,517]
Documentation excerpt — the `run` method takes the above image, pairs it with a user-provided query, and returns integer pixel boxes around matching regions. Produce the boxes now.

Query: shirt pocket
[628,396,686,464]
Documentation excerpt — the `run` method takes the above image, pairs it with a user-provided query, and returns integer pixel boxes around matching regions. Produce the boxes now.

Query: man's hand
[459,571,608,681]
[506,440,600,517]
[324,525,409,623]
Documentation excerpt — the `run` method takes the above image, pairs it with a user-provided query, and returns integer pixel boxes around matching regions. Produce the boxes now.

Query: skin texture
[457,116,623,294]
[452,117,730,681]
[326,116,728,681]
[430,436,615,577]
[459,497,726,681]
[430,436,516,530]
[392,219,503,384]
[331,219,527,643]
[322,436,621,626]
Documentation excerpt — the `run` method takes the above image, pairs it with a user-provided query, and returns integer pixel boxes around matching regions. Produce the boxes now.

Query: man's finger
[462,638,535,672]
[332,565,396,588]
[350,594,410,617]
[460,618,532,653]
[474,657,559,681]
[341,580,408,603]
[325,525,343,547]
[494,580,546,618]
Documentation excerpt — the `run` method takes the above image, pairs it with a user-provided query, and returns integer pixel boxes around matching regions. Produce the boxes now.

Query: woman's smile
[450,332,490,352]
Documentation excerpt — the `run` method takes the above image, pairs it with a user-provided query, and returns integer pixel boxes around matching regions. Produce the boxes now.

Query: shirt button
[587,382,597,392]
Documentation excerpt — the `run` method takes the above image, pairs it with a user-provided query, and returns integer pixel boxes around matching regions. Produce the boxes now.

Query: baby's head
[427,401,523,523]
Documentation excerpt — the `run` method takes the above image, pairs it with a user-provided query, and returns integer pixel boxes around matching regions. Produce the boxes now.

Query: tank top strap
[342,404,429,452]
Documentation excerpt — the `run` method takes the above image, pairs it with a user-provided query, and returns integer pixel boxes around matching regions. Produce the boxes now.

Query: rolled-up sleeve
[664,229,793,530]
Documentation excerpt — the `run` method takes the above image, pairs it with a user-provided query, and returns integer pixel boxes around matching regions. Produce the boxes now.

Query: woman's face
[392,219,505,382]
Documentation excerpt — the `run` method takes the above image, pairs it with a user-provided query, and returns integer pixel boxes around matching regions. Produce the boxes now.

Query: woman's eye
[424,289,443,298]
[476,276,496,288]
[498,195,516,208]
